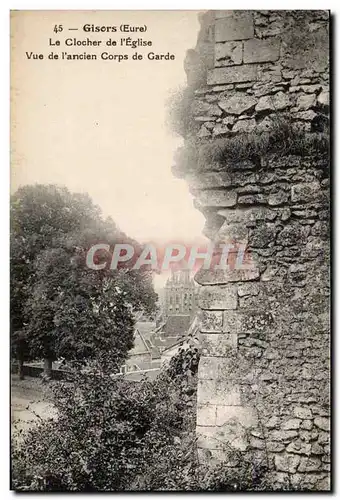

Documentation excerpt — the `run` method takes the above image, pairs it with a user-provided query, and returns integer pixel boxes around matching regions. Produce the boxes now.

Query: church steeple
[162,269,197,318]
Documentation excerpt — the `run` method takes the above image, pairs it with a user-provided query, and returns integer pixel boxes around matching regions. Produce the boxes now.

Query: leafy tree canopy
[11,184,157,371]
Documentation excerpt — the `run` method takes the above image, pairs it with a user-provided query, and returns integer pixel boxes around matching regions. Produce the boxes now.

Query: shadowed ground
[11,375,56,436]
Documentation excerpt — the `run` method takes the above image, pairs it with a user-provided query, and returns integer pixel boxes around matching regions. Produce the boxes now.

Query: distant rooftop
[163,314,191,338]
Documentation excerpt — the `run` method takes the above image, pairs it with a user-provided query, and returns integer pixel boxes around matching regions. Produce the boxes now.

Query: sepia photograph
[10,8,330,492]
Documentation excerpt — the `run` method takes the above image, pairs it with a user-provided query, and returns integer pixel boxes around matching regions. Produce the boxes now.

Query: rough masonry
[174,10,330,491]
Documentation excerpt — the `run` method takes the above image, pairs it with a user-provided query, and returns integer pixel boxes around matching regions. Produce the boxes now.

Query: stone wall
[176,10,330,491]
[184,10,329,139]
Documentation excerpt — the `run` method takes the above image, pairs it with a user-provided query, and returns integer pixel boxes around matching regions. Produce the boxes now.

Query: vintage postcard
[10,10,330,492]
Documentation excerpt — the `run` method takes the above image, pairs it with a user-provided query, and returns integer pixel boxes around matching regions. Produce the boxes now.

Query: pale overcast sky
[11,10,206,247]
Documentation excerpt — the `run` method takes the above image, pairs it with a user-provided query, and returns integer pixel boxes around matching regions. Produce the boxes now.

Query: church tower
[163,269,197,318]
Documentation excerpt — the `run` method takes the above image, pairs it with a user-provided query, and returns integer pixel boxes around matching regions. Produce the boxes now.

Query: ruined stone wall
[185,10,329,138]
[175,10,330,491]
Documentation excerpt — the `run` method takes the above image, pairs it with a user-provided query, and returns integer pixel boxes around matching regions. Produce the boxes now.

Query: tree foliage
[11,184,157,371]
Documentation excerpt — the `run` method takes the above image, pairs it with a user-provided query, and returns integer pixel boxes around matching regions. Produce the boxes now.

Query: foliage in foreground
[12,347,266,492]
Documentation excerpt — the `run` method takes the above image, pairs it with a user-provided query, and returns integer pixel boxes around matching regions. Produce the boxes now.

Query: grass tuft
[173,117,329,177]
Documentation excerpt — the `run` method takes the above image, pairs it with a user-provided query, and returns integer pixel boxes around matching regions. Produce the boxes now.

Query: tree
[11,184,157,376]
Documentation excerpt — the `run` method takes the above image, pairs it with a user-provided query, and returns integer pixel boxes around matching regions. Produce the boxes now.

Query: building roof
[129,329,150,356]
[163,314,191,337]
[161,338,188,356]
[135,321,156,338]
[151,334,185,352]
[124,368,160,382]
[128,321,163,359]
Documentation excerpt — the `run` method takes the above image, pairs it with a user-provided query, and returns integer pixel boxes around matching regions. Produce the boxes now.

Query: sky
[11,10,206,250]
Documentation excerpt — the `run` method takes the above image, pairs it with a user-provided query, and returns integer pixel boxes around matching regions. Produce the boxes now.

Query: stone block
[215,41,242,66]
[215,14,254,42]
[195,267,260,285]
[300,419,313,430]
[257,116,274,132]
[222,311,242,334]
[197,425,227,449]
[218,206,274,223]
[198,285,238,310]
[196,189,237,208]
[216,405,258,428]
[198,357,220,380]
[232,119,256,133]
[215,382,241,406]
[250,436,266,450]
[318,476,331,491]
[271,430,299,442]
[202,213,226,240]
[291,182,321,203]
[197,379,241,406]
[197,404,217,426]
[211,123,231,137]
[218,94,257,115]
[200,310,223,332]
[237,282,260,297]
[191,100,223,117]
[317,90,329,107]
[295,110,318,121]
[238,193,268,205]
[207,65,257,85]
[282,418,301,430]
[197,379,215,404]
[214,412,253,451]
[198,356,234,380]
[255,91,291,112]
[201,333,238,356]
[197,124,211,138]
[286,440,312,455]
[314,417,330,431]
[284,26,329,72]
[268,190,290,206]
[223,310,273,334]
[249,224,277,248]
[311,443,324,455]
[276,224,307,247]
[197,426,218,449]
[232,171,259,186]
[265,415,281,429]
[222,116,236,127]
[267,442,285,453]
[296,93,316,111]
[243,37,281,63]
[275,454,300,473]
[217,221,249,242]
[298,457,322,473]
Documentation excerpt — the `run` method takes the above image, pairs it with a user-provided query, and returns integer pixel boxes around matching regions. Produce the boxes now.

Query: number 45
[53,24,63,33]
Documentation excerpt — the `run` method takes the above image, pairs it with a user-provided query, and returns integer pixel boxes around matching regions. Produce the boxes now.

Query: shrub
[12,345,271,491]
[199,118,329,165]
[165,86,198,139]
[172,117,329,178]
[12,347,200,491]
